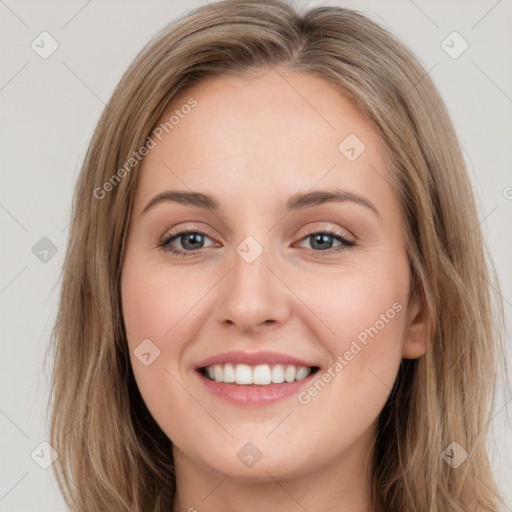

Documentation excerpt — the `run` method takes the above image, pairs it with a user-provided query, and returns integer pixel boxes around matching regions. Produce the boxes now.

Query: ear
[402,287,428,359]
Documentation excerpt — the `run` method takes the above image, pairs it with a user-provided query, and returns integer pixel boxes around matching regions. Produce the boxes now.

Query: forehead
[134,69,395,216]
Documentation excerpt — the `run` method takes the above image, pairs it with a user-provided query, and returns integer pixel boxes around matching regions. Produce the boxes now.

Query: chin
[184,438,315,482]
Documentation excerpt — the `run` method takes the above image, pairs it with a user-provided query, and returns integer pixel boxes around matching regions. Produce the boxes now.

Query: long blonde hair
[46,1,507,510]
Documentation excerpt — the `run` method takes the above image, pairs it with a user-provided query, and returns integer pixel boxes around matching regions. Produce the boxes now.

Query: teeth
[235,364,252,384]
[296,366,310,381]
[253,364,271,385]
[284,365,296,382]
[223,363,235,383]
[271,365,285,383]
[203,363,313,385]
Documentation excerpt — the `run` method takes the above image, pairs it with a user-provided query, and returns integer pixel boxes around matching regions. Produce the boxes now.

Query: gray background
[1,0,511,510]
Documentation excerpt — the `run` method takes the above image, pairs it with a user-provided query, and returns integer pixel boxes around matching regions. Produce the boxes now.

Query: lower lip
[196,370,318,406]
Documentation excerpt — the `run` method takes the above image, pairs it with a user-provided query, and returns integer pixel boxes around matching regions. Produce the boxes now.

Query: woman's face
[121,68,426,483]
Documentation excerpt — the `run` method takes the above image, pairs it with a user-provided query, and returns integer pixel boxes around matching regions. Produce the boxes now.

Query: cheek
[121,261,209,438]
[121,261,203,348]
[120,260,189,389]
[293,264,409,399]
[297,262,408,346]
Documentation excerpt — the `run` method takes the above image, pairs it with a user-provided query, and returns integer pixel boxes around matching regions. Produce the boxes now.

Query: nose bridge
[215,232,289,332]
[234,234,270,290]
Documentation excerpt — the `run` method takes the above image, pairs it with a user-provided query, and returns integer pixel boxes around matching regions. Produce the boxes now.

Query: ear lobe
[402,288,428,359]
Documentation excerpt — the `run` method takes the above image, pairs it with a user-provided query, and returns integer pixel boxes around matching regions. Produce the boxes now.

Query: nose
[215,239,291,335]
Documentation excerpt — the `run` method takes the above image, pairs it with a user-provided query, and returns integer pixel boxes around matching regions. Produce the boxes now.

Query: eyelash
[158,227,356,258]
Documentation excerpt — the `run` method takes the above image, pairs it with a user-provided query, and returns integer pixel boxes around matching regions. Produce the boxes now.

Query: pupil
[183,233,203,250]
[312,234,332,250]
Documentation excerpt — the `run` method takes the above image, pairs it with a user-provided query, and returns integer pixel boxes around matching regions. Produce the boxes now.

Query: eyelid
[297,222,356,241]
[160,221,355,245]
[159,222,216,243]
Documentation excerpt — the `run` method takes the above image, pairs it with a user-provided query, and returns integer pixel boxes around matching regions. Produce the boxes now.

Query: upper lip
[194,350,318,369]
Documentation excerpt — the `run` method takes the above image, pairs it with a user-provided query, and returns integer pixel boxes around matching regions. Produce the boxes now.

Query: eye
[158,227,356,258]
[296,229,355,256]
[159,229,216,257]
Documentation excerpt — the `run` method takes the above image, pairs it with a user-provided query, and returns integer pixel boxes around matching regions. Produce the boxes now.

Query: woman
[47,0,507,510]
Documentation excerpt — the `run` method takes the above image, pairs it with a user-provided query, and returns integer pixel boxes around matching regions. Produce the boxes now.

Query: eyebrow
[141,188,379,217]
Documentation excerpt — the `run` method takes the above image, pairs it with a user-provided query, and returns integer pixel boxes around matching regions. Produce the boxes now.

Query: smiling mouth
[199,363,320,385]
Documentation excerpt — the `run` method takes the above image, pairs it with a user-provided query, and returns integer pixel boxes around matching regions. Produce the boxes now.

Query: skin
[120,68,427,512]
